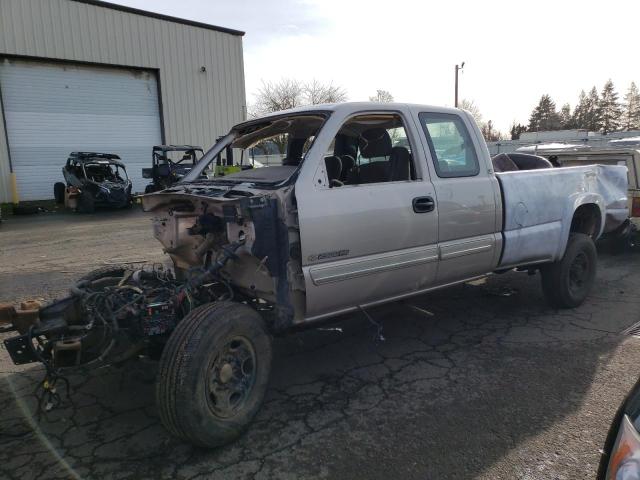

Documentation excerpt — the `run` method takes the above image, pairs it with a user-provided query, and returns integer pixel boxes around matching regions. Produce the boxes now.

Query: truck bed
[496,164,628,268]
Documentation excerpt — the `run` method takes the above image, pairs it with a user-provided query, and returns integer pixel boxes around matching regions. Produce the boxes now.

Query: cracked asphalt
[1,208,640,479]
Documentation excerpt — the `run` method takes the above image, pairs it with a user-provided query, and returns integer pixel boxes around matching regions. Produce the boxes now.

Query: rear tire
[540,233,597,308]
[54,182,65,204]
[156,302,272,448]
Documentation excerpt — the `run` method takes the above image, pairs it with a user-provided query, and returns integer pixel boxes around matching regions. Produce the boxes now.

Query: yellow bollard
[10,172,19,204]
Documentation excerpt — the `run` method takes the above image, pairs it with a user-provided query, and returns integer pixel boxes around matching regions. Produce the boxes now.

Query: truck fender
[555,193,605,260]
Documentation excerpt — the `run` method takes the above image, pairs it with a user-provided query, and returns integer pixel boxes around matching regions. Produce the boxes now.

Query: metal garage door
[0,59,162,200]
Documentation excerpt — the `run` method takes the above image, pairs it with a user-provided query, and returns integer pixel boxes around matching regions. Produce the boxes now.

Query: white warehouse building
[0,0,246,202]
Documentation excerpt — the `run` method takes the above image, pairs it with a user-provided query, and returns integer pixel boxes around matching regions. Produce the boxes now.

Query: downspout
[0,70,18,204]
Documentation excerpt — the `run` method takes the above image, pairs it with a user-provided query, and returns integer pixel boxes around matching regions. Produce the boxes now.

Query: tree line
[251,78,640,144]
[511,80,640,140]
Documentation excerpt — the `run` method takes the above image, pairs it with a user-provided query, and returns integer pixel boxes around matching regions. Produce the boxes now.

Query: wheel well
[570,204,601,238]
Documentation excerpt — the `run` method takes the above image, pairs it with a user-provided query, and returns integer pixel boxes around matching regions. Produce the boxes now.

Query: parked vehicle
[4,103,628,448]
[142,145,204,193]
[598,376,640,479]
[54,152,132,213]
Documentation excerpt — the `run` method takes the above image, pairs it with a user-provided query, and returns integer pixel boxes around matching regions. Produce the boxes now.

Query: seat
[352,128,393,184]
[156,164,171,176]
[359,127,392,158]
[389,146,411,181]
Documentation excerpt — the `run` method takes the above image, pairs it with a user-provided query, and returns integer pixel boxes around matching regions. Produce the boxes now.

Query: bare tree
[369,89,394,103]
[459,99,483,125]
[480,120,503,142]
[304,79,347,105]
[250,78,348,154]
[251,78,347,118]
[251,79,304,117]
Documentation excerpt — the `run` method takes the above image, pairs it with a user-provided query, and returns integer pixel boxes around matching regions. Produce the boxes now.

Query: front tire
[540,233,597,308]
[156,302,272,448]
[77,191,95,213]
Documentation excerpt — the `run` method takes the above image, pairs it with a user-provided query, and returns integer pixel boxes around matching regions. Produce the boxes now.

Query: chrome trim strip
[439,236,495,260]
[309,246,439,285]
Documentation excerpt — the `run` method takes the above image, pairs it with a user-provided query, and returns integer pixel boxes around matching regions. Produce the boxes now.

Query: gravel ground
[1,208,639,480]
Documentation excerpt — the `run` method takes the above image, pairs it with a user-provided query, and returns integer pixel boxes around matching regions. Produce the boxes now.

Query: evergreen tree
[584,87,602,132]
[528,94,562,131]
[622,82,640,130]
[559,103,573,129]
[571,90,588,129]
[599,79,622,133]
[579,87,602,131]
[509,122,527,140]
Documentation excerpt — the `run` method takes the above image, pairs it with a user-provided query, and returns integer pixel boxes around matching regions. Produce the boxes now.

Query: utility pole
[454,62,465,108]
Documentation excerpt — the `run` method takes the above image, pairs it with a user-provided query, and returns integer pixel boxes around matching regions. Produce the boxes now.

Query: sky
[113,0,639,133]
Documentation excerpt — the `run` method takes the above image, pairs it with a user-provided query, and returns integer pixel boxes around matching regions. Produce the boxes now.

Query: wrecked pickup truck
[2,102,629,448]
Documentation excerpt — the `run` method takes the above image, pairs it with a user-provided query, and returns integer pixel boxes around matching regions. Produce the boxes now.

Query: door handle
[412,196,435,213]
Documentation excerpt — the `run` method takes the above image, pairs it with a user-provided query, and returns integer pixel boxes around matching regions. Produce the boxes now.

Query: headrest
[359,128,392,158]
[391,146,410,162]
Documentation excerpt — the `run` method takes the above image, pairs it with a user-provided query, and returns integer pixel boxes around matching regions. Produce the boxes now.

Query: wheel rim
[568,252,590,296]
[206,336,257,419]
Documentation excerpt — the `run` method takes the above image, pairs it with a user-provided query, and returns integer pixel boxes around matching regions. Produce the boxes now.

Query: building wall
[488,130,640,155]
[0,0,246,202]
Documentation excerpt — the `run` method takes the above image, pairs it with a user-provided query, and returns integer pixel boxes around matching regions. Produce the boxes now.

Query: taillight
[632,197,640,218]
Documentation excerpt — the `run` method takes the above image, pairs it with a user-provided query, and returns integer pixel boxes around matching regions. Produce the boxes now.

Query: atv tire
[77,191,95,213]
[540,233,597,308]
[156,302,272,448]
[54,182,65,204]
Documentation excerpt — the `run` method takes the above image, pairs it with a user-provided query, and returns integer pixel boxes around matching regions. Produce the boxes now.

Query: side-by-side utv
[54,152,133,213]
[142,145,204,193]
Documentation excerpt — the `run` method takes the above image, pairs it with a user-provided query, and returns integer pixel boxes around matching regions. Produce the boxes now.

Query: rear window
[419,113,479,178]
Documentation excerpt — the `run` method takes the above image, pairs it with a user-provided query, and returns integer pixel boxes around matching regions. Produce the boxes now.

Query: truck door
[296,110,439,320]
[414,111,502,284]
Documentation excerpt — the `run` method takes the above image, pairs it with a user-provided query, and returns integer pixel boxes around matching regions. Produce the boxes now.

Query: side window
[419,113,479,178]
[323,113,416,187]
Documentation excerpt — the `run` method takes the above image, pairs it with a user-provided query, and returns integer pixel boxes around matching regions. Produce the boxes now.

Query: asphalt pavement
[1,208,639,479]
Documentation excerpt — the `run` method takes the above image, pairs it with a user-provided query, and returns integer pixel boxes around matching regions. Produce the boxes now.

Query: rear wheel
[156,302,272,448]
[540,233,597,308]
[54,182,65,204]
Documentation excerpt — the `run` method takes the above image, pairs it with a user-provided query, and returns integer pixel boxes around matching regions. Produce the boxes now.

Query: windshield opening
[183,113,328,184]
[84,162,128,183]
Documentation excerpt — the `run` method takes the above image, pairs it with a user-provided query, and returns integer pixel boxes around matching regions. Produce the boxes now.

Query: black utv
[142,145,204,193]
[54,152,133,213]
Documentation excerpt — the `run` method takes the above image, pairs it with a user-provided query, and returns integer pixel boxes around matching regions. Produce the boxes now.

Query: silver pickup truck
[1,102,628,448]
